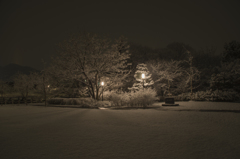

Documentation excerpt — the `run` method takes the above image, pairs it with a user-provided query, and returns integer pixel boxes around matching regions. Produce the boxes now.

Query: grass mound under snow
[47,98,111,108]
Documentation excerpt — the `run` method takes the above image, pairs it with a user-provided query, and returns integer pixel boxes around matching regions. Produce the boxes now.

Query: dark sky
[1,0,240,70]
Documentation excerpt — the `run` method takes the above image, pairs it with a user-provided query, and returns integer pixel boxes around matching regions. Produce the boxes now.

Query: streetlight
[101,82,104,101]
[142,73,145,91]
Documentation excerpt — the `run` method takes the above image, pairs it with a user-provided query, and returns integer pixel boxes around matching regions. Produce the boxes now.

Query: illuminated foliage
[130,63,154,91]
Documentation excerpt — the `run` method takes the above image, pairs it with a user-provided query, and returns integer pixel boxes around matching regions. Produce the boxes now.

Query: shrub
[108,88,157,107]
[103,90,113,100]
[210,89,240,102]
[129,89,157,107]
[47,98,64,105]
[107,92,130,107]
[194,90,212,101]
[174,95,187,101]
[178,89,240,102]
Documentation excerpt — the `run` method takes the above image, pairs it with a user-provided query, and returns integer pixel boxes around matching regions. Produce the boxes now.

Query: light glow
[142,73,145,79]
[101,82,104,86]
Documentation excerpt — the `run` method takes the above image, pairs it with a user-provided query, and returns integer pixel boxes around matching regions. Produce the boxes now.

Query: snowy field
[0,102,240,159]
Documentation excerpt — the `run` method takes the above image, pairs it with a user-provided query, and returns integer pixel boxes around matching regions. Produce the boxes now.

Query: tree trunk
[1,85,2,106]
[1,93,3,106]
[168,79,170,96]
[43,76,47,106]
[25,86,28,105]
[190,75,193,100]
[95,73,99,100]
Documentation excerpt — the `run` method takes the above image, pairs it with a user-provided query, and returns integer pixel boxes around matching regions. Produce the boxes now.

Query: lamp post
[142,73,145,91]
[101,82,104,101]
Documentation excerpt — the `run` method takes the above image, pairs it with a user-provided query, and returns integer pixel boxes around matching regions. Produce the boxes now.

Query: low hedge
[178,89,240,102]
[107,88,157,108]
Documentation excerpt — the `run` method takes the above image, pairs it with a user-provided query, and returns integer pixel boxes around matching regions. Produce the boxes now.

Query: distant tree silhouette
[222,40,240,63]
[210,59,240,92]
[155,42,195,61]
[0,81,12,105]
[14,73,36,105]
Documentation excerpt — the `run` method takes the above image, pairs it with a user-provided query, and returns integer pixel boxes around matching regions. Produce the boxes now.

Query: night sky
[1,0,240,70]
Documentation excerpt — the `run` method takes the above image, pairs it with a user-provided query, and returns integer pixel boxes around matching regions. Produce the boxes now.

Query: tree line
[1,33,240,104]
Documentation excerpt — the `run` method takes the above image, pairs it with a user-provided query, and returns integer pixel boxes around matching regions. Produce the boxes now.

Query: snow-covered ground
[0,102,240,159]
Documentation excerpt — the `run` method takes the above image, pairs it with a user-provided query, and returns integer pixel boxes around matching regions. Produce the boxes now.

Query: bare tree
[32,70,52,106]
[183,50,200,100]
[0,81,11,105]
[14,73,36,105]
[150,60,182,96]
[50,33,131,100]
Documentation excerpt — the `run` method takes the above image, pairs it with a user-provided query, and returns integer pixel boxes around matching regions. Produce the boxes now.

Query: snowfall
[0,101,240,159]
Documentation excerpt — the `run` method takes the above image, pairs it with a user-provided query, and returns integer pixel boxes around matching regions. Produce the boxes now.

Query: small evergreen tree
[130,63,154,91]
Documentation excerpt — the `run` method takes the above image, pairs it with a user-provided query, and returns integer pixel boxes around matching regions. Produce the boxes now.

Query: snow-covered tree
[130,63,154,91]
[150,60,182,96]
[50,33,131,100]
[183,50,200,99]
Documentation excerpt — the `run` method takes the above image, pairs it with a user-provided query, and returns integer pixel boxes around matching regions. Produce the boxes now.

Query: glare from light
[142,73,145,79]
[101,82,104,86]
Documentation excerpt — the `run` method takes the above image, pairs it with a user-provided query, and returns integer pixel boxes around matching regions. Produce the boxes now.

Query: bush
[107,92,130,107]
[178,89,240,102]
[108,88,157,108]
[175,94,189,101]
[194,90,212,101]
[47,98,64,105]
[210,89,240,102]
